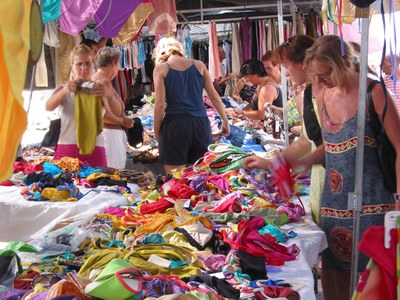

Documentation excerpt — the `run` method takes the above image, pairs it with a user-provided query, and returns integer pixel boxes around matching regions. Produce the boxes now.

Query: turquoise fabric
[42,0,62,23]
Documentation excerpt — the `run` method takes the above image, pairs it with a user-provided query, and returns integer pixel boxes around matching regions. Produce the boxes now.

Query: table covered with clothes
[0,158,141,242]
[0,146,327,300]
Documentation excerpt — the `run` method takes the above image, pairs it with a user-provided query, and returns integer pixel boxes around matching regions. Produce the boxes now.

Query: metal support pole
[277,0,289,149]
[200,0,203,24]
[349,16,370,296]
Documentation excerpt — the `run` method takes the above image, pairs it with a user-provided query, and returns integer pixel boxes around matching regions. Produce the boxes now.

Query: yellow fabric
[112,2,154,46]
[74,92,103,155]
[41,188,78,202]
[86,172,121,182]
[322,0,400,27]
[0,0,30,181]
[33,157,81,173]
[123,244,201,278]
[301,96,325,227]
[162,230,199,251]
[24,283,48,300]
[77,249,129,277]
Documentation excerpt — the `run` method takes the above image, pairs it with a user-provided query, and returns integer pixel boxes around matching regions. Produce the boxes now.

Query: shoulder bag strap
[303,84,322,147]
[366,80,385,134]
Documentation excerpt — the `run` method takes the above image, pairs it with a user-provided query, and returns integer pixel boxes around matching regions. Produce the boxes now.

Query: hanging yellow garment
[112,1,154,46]
[322,0,400,27]
[0,0,30,181]
[75,91,103,155]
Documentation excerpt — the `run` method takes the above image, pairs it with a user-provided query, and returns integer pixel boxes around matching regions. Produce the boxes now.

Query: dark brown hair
[278,35,315,64]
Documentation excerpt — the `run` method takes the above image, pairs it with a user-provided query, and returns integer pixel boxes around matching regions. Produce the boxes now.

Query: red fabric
[140,197,175,215]
[14,269,41,290]
[358,226,396,300]
[0,180,14,186]
[221,219,298,266]
[254,286,300,300]
[269,156,293,200]
[13,161,43,174]
[105,206,135,218]
[213,197,242,213]
[165,182,198,200]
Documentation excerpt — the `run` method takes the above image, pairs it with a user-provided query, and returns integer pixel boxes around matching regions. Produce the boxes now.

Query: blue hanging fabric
[42,0,62,23]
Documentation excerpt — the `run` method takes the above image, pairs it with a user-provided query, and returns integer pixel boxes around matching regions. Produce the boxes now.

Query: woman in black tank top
[228,59,281,120]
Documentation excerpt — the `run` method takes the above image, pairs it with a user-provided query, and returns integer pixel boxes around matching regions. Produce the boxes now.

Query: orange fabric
[0,0,30,181]
[113,1,154,45]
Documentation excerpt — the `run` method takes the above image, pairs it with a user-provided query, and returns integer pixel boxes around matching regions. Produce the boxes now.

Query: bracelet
[395,194,400,201]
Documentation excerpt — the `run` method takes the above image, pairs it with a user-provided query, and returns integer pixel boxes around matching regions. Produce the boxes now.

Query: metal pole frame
[349,16,370,296]
[277,0,289,148]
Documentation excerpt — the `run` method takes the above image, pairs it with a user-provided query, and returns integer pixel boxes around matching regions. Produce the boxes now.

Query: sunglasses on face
[309,69,332,81]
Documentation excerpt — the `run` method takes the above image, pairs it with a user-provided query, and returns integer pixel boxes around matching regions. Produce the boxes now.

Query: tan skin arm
[199,60,230,136]
[45,80,107,111]
[241,84,278,120]
[371,80,400,208]
[92,77,134,128]
[97,37,108,49]
[153,63,168,140]
[45,85,71,111]
[232,78,245,103]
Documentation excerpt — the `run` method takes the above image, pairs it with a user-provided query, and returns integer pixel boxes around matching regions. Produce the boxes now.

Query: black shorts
[158,114,212,166]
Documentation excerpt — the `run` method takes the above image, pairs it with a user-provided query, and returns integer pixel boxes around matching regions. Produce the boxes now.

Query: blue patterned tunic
[321,105,393,272]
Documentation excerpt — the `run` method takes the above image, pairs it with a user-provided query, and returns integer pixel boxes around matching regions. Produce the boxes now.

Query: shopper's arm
[153,64,167,140]
[202,61,230,136]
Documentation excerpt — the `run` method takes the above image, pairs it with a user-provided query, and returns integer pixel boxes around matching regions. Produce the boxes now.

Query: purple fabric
[94,0,142,38]
[27,292,48,300]
[60,0,102,36]
[240,17,251,61]
[0,289,27,300]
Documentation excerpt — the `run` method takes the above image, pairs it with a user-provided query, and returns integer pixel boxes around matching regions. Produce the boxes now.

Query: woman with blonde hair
[300,35,400,300]
[46,44,110,167]
[153,37,230,174]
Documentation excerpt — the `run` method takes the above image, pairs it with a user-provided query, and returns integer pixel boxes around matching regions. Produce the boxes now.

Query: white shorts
[103,128,128,169]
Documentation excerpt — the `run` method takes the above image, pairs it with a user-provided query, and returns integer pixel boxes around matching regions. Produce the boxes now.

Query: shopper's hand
[243,156,270,170]
[65,80,78,93]
[123,117,134,128]
[290,125,302,136]
[91,81,107,97]
[220,119,230,137]
[291,159,311,179]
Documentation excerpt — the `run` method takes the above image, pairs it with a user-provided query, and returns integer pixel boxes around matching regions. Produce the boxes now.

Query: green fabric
[0,241,37,257]
[75,91,103,155]
[287,95,301,128]
[84,258,143,300]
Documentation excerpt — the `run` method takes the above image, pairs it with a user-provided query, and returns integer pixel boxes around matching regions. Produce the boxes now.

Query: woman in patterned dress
[300,35,400,300]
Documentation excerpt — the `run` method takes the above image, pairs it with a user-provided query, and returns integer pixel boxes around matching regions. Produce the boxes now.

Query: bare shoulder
[193,59,205,73]
[154,63,168,77]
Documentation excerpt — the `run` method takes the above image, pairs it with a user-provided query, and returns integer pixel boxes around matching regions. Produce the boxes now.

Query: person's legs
[321,268,351,300]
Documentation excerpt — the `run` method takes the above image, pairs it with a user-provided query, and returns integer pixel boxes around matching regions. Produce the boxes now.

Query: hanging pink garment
[147,0,178,35]
[60,0,102,36]
[208,20,221,81]
[231,22,243,74]
[94,0,143,38]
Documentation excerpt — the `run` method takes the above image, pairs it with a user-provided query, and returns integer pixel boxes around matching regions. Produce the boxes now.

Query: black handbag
[126,117,144,148]
[41,118,61,147]
[367,80,397,193]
